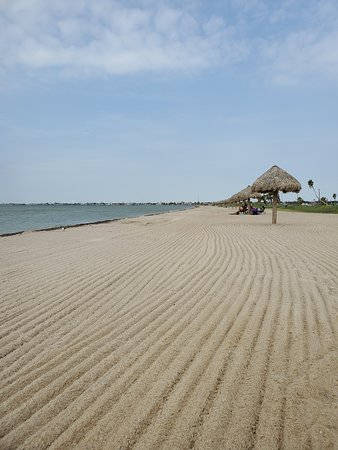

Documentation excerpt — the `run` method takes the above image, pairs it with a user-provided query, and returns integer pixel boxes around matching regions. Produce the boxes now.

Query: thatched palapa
[251,165,301,194]
[226,185,262,203]
[251,165,301,224]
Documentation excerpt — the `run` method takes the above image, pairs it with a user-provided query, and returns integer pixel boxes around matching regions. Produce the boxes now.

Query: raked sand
[0,206,337,449]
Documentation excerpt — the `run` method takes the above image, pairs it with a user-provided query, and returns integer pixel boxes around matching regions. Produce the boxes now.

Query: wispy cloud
[0,0,337,83]
[260,29,338,84]
[0,0,246,76]
[256,0,338,84]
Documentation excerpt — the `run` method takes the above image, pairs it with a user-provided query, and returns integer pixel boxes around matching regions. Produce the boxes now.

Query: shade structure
[251,165,301,224]
[226,185,262,203]
[251,165,301,194]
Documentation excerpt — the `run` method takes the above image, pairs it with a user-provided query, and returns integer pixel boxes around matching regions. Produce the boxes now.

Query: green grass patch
[216,202,338,214]
[280,204,338,214]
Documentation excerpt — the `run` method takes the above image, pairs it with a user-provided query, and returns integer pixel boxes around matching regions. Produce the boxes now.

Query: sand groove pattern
[0,207,337,449]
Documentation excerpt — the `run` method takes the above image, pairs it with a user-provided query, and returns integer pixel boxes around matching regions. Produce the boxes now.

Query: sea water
[0,204,193,235]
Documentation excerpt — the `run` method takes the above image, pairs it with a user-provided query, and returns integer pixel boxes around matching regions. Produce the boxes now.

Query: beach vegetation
[280,204,338,214]
[307,179,328,204]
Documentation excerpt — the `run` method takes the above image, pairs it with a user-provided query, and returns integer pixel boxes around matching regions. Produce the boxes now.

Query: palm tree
[333,193,336,200]
[308,179,321,203]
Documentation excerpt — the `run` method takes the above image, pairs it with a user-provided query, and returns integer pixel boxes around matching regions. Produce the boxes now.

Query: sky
[1,0,338,203]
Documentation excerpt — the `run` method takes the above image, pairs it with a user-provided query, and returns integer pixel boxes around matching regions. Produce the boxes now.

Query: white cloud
[0,0,246,76]
[0,0,337,83]
[257,0,338,84]
[260,29,338,84]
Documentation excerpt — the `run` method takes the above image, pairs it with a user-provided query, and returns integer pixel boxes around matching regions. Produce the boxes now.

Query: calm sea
[0,204,193,235]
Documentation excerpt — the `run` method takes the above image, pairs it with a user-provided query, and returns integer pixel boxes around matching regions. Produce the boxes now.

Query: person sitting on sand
[251,205,265,215]
[230,203,248,215]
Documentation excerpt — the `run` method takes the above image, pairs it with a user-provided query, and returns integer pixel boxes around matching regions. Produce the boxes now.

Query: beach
[0,205,337,449]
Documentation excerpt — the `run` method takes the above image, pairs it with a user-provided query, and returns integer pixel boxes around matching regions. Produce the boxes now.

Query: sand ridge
[0,206,337,449]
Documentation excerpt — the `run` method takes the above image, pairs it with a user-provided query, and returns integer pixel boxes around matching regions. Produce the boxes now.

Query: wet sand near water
[0,206,337,449]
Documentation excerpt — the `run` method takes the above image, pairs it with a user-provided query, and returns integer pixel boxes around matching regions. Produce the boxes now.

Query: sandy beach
[0,206,337,449]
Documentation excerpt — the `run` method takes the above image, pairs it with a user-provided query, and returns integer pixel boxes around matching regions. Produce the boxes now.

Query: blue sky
[1,0,337,202]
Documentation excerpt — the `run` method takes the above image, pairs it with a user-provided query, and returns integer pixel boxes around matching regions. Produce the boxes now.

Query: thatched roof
[251,165,301,194]
[226,185,262,203]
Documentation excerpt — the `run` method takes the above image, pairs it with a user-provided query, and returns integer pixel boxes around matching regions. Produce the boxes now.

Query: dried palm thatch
[251,165,301,224]
[251,165,301,194]
[226,185,262,203]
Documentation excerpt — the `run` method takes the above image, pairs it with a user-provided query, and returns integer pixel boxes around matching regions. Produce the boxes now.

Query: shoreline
[0,206,196,238]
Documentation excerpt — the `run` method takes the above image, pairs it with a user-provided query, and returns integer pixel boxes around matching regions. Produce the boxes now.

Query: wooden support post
[272,191,278,224]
